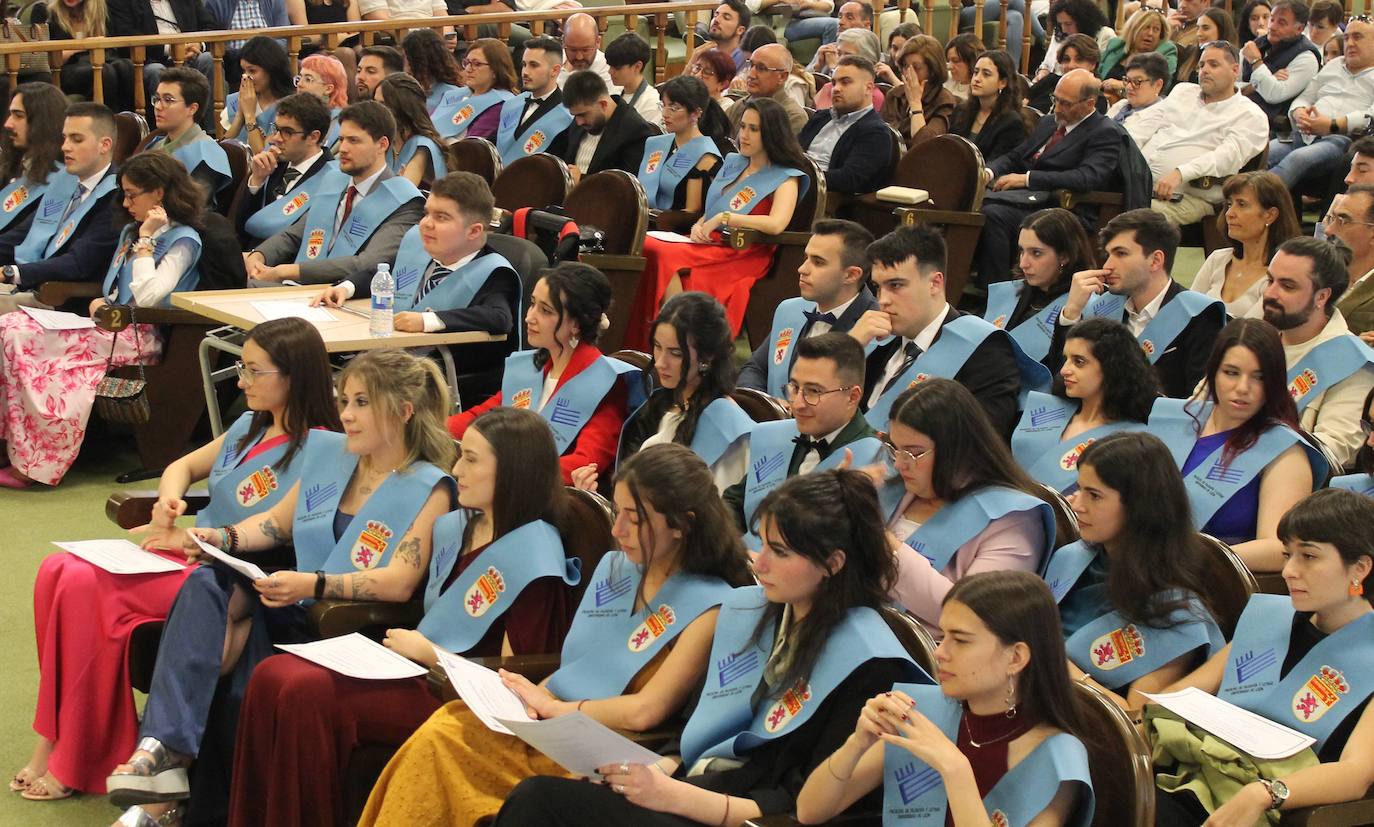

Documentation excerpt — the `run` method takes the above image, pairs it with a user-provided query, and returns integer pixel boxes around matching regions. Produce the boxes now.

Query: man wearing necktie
[723,333,878,530]
[738,219,879,397]
[236,93,334,246]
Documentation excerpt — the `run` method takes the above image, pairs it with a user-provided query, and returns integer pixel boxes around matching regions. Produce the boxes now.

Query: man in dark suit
[0,103,120,313]
[236,92,336,246]
[798,55,893,195]
[852,224,1022,435]
[976,68,1119,285]
[107,0,216,121]
[494,36,573,166]
[1049,208,1226,399]
[739,218,877,397]
[558,70,657,181]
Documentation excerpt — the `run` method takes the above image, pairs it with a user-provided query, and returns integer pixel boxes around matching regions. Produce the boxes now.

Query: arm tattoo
[322,574,344,599]
[395,536,423,569]
[260,516,289,547]
[351,574,379,601]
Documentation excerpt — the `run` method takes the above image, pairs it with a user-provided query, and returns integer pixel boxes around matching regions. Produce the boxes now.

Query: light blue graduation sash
[1010,391,1147,493]
[496,93,574,166]
[15,169,117,263]
[1064,581,1223,689]
[984,281,1125,363]
[242,159,340,240]
[638,133,719,211]
[101,223,202,306]
[903,486,1055,573]
[882,683,1093,827]
[1286,335,1374,415]
[1330,473,1374,496]
[1148,399,1327,530]
[1041,539,1098,603]
[1136,290,1223,364]
[500,350,639,454]
[224,94,277,142]
[0,168,55,233]
[764,297,811,399]
[428,83,467,114]
[392,226,513,312]
[437,88,514,140]
[291,431,451,574]
[196,412,307,528]
[545,550,734,700]
[392,135,448,180]
[292,170,423,263]
[740,419,883,549]
[692,397,754,467]
[417,511,580,653]
[150,134,232,192]
[702,153,809,218]
[1220,594,1374,750]
[326,109,340,148]
[680,586,927,765]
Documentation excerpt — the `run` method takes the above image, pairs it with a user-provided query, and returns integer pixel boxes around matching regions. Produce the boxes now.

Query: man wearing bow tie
[724,333,881,533]
[738,218,877,399]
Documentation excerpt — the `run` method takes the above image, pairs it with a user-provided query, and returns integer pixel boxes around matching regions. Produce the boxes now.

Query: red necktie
[336,185,358,234]
[1035,125,1068,162]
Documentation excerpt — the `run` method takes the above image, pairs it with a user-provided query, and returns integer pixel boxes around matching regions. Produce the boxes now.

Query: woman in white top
[1034,0,1116,82]
[1191,172,1302,318]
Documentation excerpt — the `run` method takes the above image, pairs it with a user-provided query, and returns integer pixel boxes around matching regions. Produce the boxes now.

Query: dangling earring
[699,361,710,373]
[1004,675,1018,719]
[568,334,580,350]
[1351,579,1365,597]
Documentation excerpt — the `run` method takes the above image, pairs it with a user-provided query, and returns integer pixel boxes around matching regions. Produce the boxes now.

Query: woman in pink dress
[11,317,340,802]
[624,97,809,350]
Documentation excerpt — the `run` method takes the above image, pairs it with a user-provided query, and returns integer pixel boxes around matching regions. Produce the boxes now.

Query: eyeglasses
[235,361,281,386]
[882,439,934,467]
[151,96,182,107]
[121,188,147,202]
[1323,212,1374,228]
[461,59,490,69]
[783,381,852,406]
[747,60,789,74]
[664,102,688,114]
[1122,76,1152,88]
[273,125,305,139]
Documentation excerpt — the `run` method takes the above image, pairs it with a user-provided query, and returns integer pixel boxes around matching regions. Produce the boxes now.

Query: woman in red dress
[12,318,339,801]
[625,97,810,349]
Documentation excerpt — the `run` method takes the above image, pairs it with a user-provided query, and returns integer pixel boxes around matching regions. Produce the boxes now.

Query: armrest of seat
[722,228,813,249]
[650,209,701,234]
[581,253,648,271]
[308,598,425,639]
[93,303,210,331]
[35,280,102,308]
[1282,791,1374,826]
[1054,190,1124,210]
[106,490,213,529]
[895,207,987,228]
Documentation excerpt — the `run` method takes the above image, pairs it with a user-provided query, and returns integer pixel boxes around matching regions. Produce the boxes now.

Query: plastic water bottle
[369,263,394,337]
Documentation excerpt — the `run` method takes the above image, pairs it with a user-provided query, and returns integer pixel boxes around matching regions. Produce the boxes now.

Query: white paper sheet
[191,534,269,581]
[20,305,96,330]
[250,300,337,323]
[1142,687,1317,760]
[493,712,666,777]
[277,633,429,680]
[645,230,694,243]
[433,648,531,735]
[54,539,187,575]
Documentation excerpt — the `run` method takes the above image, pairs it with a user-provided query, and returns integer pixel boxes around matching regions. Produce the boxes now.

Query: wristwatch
[1260,779,1290,811]
[2,265,18,285]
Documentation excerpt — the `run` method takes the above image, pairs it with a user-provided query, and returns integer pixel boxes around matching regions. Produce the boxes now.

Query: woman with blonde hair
[880,34,958,147]
[1191,171,1301,317]
[47,0,136,110]
[103,349,456,827]
[1099,7,1177,98]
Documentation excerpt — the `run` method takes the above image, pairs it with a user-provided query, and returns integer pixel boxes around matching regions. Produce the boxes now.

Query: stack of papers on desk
[250,300,337,323]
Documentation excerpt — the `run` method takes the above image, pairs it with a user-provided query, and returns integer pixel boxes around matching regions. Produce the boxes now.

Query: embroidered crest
[281,191,309,216]
[350,520,393,569]
[1141,339,1155,357]
[236,467,279,508]
[53,220,75,248]
[893,762,941,805]
[905,373,931,390]
[717,651,758,687]
[464,566,506,617]
[1290,368,1319,401]
[3,185,28,212]
[523,130,547,154]
[1292,665,1349,723]
[452,104,475,126]
[989,810,1010,827]
[628,604,676,652]
[764,680,812,732]
[644,150,663,173]
[772,327,794,365]
[992,314,1007,329]
[729,186,757,211]
[305,227,326,259]
[1089,624,1145,670]
[511,388,533,409]
[1059,439,1095,471]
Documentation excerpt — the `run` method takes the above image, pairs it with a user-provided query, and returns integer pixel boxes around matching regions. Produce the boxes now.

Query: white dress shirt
[419,247,482,332]
[866,303,947,410]
[1246,48,1320,105]
[1289,56,1374,143]
[1124,281,1170,337]
[797,422,847,474]
[808,293,860,337]
[128,222,198,307]
[557,52,620,94]
[1127,83,1269,202]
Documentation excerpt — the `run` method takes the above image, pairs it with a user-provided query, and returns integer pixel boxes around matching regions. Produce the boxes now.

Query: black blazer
[988,111,1120,194]
[511,88,572,160]
[954,108,1028,168]
[0,170,121,290]
[860,307,1022,437]
[737,287,878,392]
[558,97,658,176]
[1048,280,1227,399]
[108,0,215,63]
[798,107,893,195]
[234,149,335,245]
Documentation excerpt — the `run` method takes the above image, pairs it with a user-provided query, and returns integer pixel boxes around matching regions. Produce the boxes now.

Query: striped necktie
[415,261,452,302]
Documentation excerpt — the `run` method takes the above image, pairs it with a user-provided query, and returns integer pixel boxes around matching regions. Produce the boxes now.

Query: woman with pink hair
[297,54,347,146]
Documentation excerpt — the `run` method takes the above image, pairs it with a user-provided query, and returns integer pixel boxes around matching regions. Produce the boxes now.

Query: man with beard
[0,83,66,255]
[494,36,573,166]
[1328,186,1374,337]
[355,46,403,102]
[557,13,617,91]
[557,70,657,181]
[799,56,892,194]
[693,0,750,72]
[1261,235,1374,467]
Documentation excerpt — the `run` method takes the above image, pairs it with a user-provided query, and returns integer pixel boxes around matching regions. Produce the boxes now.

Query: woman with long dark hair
[400,27,465,113]
[1050,432,1224,712]
[627,97,810,347]
[10,319,337,803]
[1153,489,1374,826]
[1033,0,1114,83]
[1191,172,1302,318]
[436,39,517,141]
[638,75,723,213]
[376,74,448,187]
[1148,318,1327,571]
[492,469,927,826]
[360,444,753,826]
[450,263,633,485]
[1238,0,1272,45]
[1012,318,1158,493]
[224,36,296,152]
[882,379,1057,633]
[229,407,579,827]
[949,50,1028,167]
[619,291,752,492]
[796,571,1094,826]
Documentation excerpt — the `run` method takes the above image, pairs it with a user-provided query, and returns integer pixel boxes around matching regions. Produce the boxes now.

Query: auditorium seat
[564,169,649,352]
[730,387,788,422]
[491,153,573,219]
[114,111,149,164]
[1196,533,1257,639]
[447,136,502,186]
[887,134,988,303]
[217,139,250,218]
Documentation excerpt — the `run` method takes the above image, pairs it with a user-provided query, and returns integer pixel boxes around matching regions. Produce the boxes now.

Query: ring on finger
[614,784,625,794]
[619,762,629,774]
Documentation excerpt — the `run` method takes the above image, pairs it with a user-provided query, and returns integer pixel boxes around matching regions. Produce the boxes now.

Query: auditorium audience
[728,43,809,134]
[800,56,892,196]
[808,0,873,73]
[375,74,448,187]
[558,12,617,91]
[638,76,723,213]
[400,28,465,113]
[1168,0,1207,83]
[0,82,67,284]
[294,54,347,146]
[1034,0,1114,83]
[356,44,403,101]
[237,92,335,246]
[1190,171,1301,318]
[1240,0,1321,127]
[605,32,663,127]
[1099,7,1177,94]
[47,0,137,113]
[812,28,884,111]
[1106,51,1169,126]
[223,36,294,152]
[944,33,984,100]
[948,49,1028,167]
[558,70,658,183]
[879,35,959,148]
[1305,0,1345,51]
[695,0,749,75]
[436,39,517,141]
[145,67,233,203]
[495,35,573,167]
[1239,0,1272,46]
[108,0,217,108]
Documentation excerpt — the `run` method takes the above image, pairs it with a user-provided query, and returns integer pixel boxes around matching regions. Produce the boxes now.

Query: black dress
[48,13,137,112]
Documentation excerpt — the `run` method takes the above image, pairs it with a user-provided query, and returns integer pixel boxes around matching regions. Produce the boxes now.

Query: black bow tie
[793,435,829,455]
[803,309,838,325]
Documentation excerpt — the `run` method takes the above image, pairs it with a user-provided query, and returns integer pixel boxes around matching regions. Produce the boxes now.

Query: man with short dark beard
[0,83,67,248]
